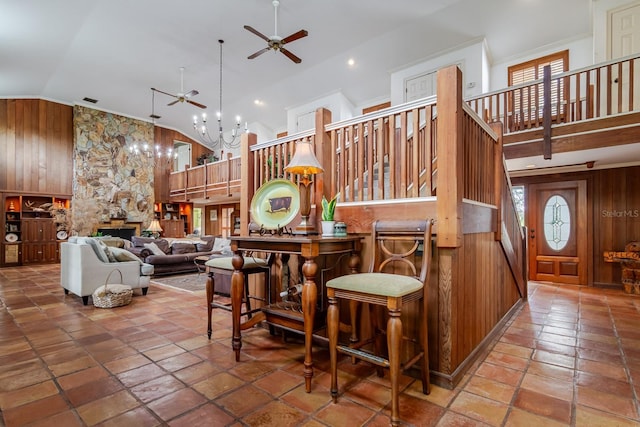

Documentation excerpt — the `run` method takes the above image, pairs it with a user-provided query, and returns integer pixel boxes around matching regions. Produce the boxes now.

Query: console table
[227,234,361,392]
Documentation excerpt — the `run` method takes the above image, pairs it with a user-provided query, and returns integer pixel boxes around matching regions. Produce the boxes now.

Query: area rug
[151,273,207,293]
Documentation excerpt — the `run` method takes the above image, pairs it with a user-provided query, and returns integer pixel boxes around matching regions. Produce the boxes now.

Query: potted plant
[321,193,340,236]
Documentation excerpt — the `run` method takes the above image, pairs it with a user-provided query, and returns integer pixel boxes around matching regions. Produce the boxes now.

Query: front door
[528,180,588,285]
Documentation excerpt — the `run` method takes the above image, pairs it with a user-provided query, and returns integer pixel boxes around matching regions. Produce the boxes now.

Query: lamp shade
[147,219,163,233]
[284,141,324,175]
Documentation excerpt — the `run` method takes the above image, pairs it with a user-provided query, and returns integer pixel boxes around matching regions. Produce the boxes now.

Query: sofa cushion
[171,242,196,254]
[195,236,215,252]
[144,242,166,256]
[109,246,143,264]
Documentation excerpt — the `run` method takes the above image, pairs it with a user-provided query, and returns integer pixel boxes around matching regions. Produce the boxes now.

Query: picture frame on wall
[210,210,217,221]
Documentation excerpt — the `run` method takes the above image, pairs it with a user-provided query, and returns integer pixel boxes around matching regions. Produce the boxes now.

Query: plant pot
[321,220,335,237]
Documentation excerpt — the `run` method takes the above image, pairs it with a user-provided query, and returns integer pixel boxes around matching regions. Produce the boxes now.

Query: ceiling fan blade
[248,47,270,60]
[186,99,207,109]
[167,99,180,106]
[280,48,302,64]
[282,29,308,45]
[184,89,199,98]
[244,25,271,43]
[151,87,178,99]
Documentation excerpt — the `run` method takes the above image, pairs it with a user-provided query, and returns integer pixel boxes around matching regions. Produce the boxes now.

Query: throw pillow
[144,242,166,256]
[81,237,111,263]
[171,242,196,254]
[109,247,143,265]
[212,238,231,253]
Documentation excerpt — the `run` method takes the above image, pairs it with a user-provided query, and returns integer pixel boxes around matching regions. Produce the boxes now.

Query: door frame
[526,179,591,285]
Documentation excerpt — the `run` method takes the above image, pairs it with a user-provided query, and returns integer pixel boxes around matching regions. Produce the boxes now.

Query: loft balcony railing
[466,53,640,134]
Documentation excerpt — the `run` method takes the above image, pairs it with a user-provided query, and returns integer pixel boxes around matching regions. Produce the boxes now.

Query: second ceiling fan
[244,0,308,64]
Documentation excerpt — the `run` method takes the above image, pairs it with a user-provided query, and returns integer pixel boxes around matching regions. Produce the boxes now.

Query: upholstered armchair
[60,237,153,305]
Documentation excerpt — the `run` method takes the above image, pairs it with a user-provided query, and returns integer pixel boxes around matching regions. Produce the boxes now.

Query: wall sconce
[146,219,163,238]
[284,140,324,235]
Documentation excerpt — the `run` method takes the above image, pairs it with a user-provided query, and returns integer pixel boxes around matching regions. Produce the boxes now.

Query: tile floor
[1,265,640,426]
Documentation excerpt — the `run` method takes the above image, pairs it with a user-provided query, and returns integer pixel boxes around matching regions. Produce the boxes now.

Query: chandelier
[193,39,246,149]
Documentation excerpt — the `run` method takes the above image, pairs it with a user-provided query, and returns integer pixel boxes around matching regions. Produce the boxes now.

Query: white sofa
[60,237,153,305]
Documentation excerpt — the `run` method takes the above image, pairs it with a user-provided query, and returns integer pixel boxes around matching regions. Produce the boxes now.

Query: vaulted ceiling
[1,0,594,141]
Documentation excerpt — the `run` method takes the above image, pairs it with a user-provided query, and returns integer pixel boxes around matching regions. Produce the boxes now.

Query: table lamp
[147,219,163,239]
[284,141,324,235]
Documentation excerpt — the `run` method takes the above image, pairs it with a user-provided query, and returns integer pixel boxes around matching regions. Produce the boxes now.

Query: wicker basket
[93,269,133,308]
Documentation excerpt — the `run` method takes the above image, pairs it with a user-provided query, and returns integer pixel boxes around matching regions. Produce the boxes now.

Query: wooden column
[436,65,463,248]
[240,132,257,236]
[491,121,504,242]
[314,107,333,229]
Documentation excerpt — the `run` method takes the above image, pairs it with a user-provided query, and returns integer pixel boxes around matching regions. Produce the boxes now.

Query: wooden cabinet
[22,219,58,263]
[155,202,192,237]
[1,193,69,267]
[160,219,185,238]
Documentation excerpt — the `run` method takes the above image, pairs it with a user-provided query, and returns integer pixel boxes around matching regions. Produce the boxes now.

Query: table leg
[206,272,213,339]
[231,250,245,362]
[301,255,318,393]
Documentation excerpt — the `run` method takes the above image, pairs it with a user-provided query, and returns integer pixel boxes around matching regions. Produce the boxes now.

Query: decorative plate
[5,233,18,243]
[57,230,68,240]
[250,179,300,230]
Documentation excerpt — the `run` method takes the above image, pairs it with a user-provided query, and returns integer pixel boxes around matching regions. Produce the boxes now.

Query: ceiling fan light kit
[245,0,308,63]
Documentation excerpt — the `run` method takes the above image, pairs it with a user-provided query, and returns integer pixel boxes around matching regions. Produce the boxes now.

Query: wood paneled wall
[513,165,640,287]
[0,99,73,195]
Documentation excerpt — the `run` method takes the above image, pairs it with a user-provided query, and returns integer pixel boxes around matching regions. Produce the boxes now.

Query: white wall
[390,39,487,105]
[286,90,356,135]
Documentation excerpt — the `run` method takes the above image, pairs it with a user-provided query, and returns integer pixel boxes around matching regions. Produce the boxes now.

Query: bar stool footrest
[337,345,390,368]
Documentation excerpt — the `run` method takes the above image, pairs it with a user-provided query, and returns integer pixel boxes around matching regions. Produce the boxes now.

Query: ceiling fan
[244,0,308,64]
[151,67,206,109]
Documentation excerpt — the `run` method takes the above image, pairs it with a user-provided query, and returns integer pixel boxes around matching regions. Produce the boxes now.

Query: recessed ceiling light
[347,58,355,67]
[254,99,264,106]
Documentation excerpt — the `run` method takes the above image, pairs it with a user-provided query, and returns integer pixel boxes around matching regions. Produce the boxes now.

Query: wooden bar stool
[206,254,272,339]
[327,219,434,426]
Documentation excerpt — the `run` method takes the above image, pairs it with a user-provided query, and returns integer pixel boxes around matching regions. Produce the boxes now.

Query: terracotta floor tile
[241,400,308,426]
[531,349,576,369]
[6,268,640,427]
[574,404,640,426]
[576,385,638,419]
[254,369,305,397]
[146,388,207,422]
[281,383,333,414]
[116,363,167,388]
[526,360,574,381]
[513,388,571,423]
[168,403,235,427]
[315,398,377,426]
[192,371,246,400]
[216,384,273,418]
[505,408,570,426]
[131,374,185,403]
[448,391,509,426]
[94,406,162,427]
[65,376,124,407]
[0,380,59,410]
[576,358,628,382]
[435,411,493,426]
[2,394,70,426]
[76,390,140,426]
[520,372,573,402]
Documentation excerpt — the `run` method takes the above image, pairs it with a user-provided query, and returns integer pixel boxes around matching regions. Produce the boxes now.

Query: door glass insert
[543,194,571,250]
